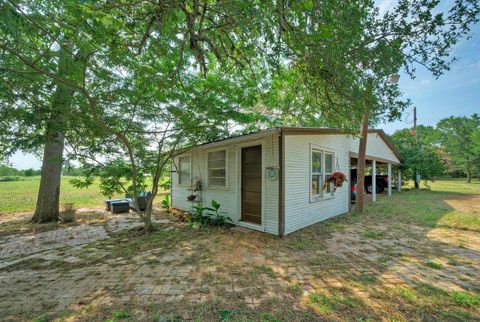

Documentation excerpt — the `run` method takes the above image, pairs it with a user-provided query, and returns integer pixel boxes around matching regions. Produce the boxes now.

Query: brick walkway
[0,214,479,321]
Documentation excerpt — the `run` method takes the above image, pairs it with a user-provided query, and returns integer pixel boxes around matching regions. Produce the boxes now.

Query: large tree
[390,125,445,184]
[0,1,91,222]
[437,114,480,182]
[2,0,480,224]
[1,0,273,230]
[261,0,480,212]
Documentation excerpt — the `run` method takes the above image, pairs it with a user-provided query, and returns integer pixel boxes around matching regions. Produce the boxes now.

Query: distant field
[403,177,480,194]
[0,176,168,214]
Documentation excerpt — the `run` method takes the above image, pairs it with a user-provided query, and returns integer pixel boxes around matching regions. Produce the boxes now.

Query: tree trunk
[356,113,369,214]
[467,170,471,183]
[414,171,420,189]
[143,200,153,232]
[31,128,65,223]
[31,42,73,223]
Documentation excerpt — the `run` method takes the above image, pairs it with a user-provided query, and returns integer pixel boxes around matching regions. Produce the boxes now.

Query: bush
[22,168,41,176]
[0,176,21,182]
[191,199,232,227]
[161,195,170,209]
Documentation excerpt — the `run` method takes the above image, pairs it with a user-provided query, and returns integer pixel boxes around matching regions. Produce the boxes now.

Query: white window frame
[207,148,228,189]
[178,155,191,187]
[310,144,335,202]
[324,152,334,195]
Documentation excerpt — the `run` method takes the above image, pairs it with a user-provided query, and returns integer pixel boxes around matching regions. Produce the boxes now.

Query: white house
[170,127,402,236]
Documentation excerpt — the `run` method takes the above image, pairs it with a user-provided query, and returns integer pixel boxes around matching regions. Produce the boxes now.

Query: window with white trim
[178,156,191,186]
[311,150,322,197]
[311,147,335,200]
[208,150,226,187]
[324,152,334,194]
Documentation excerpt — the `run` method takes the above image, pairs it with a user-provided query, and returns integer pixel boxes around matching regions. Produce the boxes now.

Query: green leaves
[390,125,445,182]
[437,114,480,179]
[191,199,232,227]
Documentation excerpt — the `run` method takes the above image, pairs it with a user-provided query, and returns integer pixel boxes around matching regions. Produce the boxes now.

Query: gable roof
[280,127,402,162]
[188,127,402,162]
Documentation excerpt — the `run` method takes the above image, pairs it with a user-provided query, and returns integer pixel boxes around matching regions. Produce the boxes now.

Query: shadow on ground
[0,188,479,321]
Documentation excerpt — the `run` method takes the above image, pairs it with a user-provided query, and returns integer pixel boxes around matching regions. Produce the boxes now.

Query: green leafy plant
[161,195,170,209]
[191,200,232,227]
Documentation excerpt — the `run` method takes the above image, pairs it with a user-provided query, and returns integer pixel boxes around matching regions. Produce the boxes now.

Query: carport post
[372,160,376,202]
[398,169,402,192]
[387,163,392,196]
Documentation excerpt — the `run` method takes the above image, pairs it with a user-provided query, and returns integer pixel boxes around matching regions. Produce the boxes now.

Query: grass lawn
[0,176,168,214]
[365,177,480,232]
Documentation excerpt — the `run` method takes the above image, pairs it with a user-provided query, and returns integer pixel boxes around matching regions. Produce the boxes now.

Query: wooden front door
[241,145,262,224]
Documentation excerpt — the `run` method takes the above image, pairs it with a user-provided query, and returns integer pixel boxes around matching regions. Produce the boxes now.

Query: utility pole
[413,106,419,189]
[413,106,417,145]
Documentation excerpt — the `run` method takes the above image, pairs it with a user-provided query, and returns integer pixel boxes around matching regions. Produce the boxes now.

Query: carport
[349,154,402,205]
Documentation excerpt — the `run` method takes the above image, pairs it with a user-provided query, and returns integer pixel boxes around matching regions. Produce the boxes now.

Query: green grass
[395,287,418,302]
[425,261,443,270]
[307,290,364,315]
[0,176,121,214]
[0,176,168,214]
[451,291,480,308]
[254,264,275,277]
[365,178,480,232]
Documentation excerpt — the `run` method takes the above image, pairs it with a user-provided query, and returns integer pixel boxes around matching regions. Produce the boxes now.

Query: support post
[372,160,376,202]
[387,163,392,196]
[397,169,402,192]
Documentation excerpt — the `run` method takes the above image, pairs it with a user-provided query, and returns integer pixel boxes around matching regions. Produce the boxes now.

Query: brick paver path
[0,214,479,320]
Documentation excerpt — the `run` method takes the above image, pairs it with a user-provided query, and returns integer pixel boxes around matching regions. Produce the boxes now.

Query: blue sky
[380,22,480,133]
[7,2,480,170]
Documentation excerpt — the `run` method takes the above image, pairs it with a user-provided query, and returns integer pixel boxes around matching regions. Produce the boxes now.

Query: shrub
[191,199,232,227]
[161,195,170,209]
[0,176,21,182]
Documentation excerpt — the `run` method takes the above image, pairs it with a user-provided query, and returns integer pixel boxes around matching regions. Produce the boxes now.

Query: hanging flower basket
[327,171,348,188]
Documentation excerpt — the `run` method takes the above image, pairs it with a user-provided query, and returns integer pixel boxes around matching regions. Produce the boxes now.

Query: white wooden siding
[349,133,400,163]
[283,133,399,234]
[283,135,350,234]
[171,134,280,235]
[172,130,398,236]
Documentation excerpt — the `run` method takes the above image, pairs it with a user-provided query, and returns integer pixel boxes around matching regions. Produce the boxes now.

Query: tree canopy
[1,0,480,224]
[390,125,445,183]
[437,114,480,182]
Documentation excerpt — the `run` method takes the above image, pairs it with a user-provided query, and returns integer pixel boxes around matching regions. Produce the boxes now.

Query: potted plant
[59,203,76,222]
[187,180,202,202]
[327,172,348,188]
[192,180,202,192]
